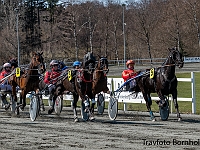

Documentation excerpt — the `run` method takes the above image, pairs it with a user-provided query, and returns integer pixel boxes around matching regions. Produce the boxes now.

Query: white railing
[102,72,195,113]
[25,72,195,114]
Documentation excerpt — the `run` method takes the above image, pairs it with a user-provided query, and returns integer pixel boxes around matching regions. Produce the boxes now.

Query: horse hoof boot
[74,117,79,122]
[178,117,182,121]
[89,116,95,121]
[48,107,54,114]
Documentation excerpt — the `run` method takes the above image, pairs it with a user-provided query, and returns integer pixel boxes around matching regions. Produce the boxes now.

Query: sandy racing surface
[1,107,200,150]
[0,63,200,150]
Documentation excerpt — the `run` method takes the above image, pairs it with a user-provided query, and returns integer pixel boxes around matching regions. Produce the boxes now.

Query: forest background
[0,0,200,64]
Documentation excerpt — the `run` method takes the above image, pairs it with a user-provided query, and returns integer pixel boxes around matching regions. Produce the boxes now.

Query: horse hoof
[74,118,79,122]
[40,107,45,112]
[152,118,156,122]
[89,116,95,121]
[84,108,89,113]
[19,106,24,111]
[178,117,182,121]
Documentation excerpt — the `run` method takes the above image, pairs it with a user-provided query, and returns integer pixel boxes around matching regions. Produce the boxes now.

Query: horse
[8,52,45,114]
[73,52,96,120]
[92,55,109,94]
[47,69,79,121]
[134,47,184,121]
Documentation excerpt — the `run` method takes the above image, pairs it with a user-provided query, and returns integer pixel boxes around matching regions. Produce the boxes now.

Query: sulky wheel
[29,94,40,122]
[54,95,63,115]
[81,98,90,121]
[159,97,170,121]
[97,93,105,115]
[108,96,118,120]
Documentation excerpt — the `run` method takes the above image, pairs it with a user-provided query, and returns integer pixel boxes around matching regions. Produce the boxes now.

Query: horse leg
[11,85,20,115]
[19,90,27,111]
[172,89,181,121]
[143,92,155,121]
[89,96,96,121]
[39,94,45,111]
[48,94,56,114]
[48,86,56,114]
[72,93,79,122]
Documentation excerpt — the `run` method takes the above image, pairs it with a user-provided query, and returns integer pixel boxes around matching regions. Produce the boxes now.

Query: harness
[77,69,93,83]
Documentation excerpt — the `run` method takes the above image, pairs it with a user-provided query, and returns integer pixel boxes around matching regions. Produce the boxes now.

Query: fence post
[191,72,196,113]
[123,101,127,111]
[171,95,173,114]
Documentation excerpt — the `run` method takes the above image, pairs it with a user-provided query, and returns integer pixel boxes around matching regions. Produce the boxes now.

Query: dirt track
[1,106,200,150]
[1,63,200,150]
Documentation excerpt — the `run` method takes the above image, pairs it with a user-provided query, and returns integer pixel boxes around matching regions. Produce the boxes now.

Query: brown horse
[49,69,79,121]
[8,52,45,114]
[52,54,109,121]
[134,47,184,121]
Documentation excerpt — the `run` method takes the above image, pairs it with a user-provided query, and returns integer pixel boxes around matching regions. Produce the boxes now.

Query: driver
[122,60,137,92]
[0,63,12,110]
[44,60,62,114]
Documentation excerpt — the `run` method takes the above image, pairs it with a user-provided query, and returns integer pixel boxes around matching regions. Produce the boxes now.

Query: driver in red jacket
[122,60,137,92]
[44,60,62,114]
[0,63,12,110]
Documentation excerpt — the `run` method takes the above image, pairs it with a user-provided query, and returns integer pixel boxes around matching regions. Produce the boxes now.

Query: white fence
[39,72,196,114]
[102,72,196,113]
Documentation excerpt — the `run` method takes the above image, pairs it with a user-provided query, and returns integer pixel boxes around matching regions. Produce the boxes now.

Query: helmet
[50,60,59,66]
[126,60,135,67]
[3,63,11,68]
[73,61,81,67]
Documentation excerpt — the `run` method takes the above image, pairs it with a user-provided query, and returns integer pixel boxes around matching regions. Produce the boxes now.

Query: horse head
[97,55,109,74]
[83,52,96,74]
[168,47,184,68]
[32,51,46,74]
[9,58,18,69]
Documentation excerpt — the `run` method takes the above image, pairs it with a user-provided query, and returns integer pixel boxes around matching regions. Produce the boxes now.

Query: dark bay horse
[135,48,184,121]
[91,56,110,115]
[8,52,45,114]
[92,55,109,94]
[74,52,96,120]
[47,52,95,121]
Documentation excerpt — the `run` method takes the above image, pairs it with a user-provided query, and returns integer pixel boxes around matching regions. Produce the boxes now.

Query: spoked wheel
[54,95,63,115]
[97,93,105,115]
[81,99,90,121]
[29,95,40,121]
[108,96,118,120]
[159,97,170,121]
